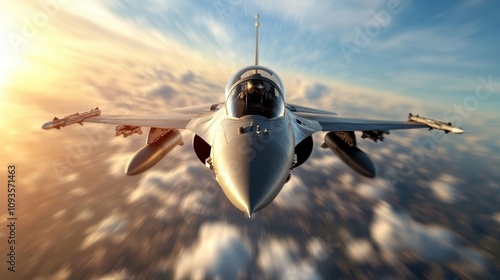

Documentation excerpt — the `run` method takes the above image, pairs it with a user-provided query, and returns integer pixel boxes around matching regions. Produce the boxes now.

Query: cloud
[175,222,251,279]
[81,213,128,249]
[94,269,132,280]
[306,238,332,262]
[179,188,221,222]
[370,202,487,274]
[274,176,311,211]
[106,152,135,176]
[254,0,389,33]
[493,213,500,224]
[355,178,392,201]
[127,164,203,204]
[195,15,231,45]
[127,170,179,203]
[50,265,72,280]
[257,237,321,280]
[458,0,484,10]
[346,239,375,263]
[428,174,461,203]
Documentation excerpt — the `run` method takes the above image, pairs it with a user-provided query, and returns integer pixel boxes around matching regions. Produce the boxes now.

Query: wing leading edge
[83,114,193,129]
[316,116,427,132]
[286,104,463,133]
[41,103,223,139]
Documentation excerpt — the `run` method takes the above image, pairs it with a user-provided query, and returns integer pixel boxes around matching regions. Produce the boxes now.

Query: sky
[1,0,500,111]
[107,0,500,110]
[0,0,499,279]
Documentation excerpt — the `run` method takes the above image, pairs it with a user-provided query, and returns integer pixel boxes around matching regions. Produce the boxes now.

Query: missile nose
[42,122,52,130]
[451,127,464,134]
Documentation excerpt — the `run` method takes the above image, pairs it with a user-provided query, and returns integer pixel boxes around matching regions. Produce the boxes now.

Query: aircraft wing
[285,105,426,131]
[172,102,224,114]
[85,102,224,128]
[83,114,194,129]
[287,103,337,116]
[42,103,223,133]
[313,116,428,132]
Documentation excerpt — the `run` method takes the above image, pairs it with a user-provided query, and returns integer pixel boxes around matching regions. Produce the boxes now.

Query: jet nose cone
[229,173,269,217]
[214,137,292,216]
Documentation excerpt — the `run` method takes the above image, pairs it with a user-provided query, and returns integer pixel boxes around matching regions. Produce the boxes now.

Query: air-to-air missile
[42,107,101,130]
[408,113,464,134]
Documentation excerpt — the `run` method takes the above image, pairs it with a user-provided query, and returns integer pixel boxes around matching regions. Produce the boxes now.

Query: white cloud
[75,209,94,222]
[106,152,135,176]
[346,239,375,263]
[144,0,181,14]
[81,214,128,249]
[257,238,298,279]
[69,187,88,196]
[255,0,389,33]
[429,174,461,203]
[258,237,321,280]
[53,209,66,219]
[95,269,132,280]
[370,202,487,274]
[127,166,201,204]
[175,222,251,279]
[306,238,332,262]
[492,213,500,224]
[355,178,392,201]
[458,0,484,10]
[196,16,231,45]
[274,176,310,210]
[50,265,72,280]
[179,188,220,222]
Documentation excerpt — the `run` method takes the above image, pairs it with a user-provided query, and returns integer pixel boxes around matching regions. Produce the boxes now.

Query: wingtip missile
[42,107,101,130]
[408,113,464,134]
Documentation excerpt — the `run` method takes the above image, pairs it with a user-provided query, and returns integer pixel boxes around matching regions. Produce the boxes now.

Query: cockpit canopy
[225,66,285,119]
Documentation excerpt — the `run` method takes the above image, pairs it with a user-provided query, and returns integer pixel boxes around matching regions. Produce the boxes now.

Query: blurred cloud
[428,174,461,203]
[106,152,135,176]
[493,213,500,224]
[127,162,208,202]
[306,238,332,261]
[371,202,487,273]
[255,0,389,33]
[81,213,128,249]
[175,222,251,279]
[274,176,311,211]
[258,238,297,278]
[346,239,375,263]
[128,170,177,203]
[257,237,321,280]
[355,178,392,201]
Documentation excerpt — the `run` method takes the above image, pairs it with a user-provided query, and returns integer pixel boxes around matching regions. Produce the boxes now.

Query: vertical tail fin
[254,14,260,68]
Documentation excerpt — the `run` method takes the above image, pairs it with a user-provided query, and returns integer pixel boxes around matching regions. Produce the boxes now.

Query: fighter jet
[42,15,464,217]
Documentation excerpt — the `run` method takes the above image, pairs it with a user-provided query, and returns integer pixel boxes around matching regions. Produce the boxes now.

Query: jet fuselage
[209,65,295,217]
[212,114,294,217]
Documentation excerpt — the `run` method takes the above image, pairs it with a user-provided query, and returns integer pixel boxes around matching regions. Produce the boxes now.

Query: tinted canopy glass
[226,74,285,119]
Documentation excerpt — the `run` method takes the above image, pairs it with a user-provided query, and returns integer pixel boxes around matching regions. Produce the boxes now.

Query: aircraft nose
[214,137,292,217]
